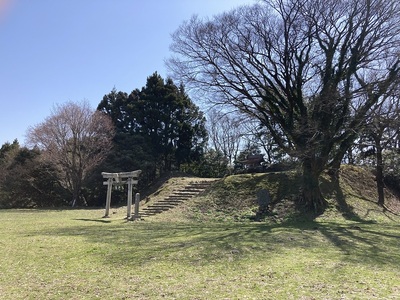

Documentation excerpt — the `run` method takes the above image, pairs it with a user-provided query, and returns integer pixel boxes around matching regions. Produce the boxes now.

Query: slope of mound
[321,165,400,222]
[141,165,400,223]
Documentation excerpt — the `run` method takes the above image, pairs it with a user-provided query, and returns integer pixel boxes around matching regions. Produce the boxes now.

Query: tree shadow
[319,176,367,222]
[247,171,306,221]
[382,206,400,222]
[34,218,400,270]
[74,218,112,223]
[309,221,400,266]
[243,171,367,222]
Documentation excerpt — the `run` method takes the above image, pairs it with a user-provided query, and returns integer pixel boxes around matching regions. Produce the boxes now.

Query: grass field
[0,206,399,299]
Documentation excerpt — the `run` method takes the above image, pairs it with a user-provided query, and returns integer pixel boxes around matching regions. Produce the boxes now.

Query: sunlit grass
[0,208,399,299]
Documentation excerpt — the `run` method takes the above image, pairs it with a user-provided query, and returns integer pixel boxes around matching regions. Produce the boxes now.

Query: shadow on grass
[320,176,367,222]
[321,175,399,224]
[313,221,400,266]
[74,218,112,223]
[233,171,302,204]
[36,218,400,270]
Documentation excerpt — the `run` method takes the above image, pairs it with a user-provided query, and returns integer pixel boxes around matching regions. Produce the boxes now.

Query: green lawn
[0,208,399,299]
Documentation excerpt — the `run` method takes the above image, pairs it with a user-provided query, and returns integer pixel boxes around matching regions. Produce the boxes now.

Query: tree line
[1,0,400,211]
[0,73,210,207]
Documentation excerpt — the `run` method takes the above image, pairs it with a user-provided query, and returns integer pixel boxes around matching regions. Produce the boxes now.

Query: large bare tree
[27,101,115,206]
[168,0,400,211]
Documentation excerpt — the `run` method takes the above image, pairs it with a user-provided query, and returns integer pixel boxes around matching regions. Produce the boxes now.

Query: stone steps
[137,180,217,218]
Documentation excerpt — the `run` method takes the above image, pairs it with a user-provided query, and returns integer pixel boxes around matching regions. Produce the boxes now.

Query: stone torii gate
[102,170,142,219]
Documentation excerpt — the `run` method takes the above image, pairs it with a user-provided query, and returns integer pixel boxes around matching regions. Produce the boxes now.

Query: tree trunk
[71,175,82,207]
[301,158,327,213]
[328,134,357,179]
[71,192,78,207]
[375,142,385,206]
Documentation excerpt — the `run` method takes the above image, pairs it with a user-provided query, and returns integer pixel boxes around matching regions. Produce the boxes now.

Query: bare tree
[207,109,246,166]
[27,101,115,206]
[240,121,288,164]
[357,94,400,206]
[168,0,400,211]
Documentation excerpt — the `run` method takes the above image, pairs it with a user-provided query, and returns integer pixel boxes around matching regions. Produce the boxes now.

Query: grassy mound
[150,165,400,223]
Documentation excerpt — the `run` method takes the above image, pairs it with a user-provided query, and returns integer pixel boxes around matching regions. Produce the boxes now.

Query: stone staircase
[138,180,217,218]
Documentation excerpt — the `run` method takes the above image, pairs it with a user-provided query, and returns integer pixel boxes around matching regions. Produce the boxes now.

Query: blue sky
[0,0,255,145]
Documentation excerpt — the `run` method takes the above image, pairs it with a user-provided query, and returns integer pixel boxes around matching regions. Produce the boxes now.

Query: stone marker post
[133,192,140,220]
[256,189,271,220]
